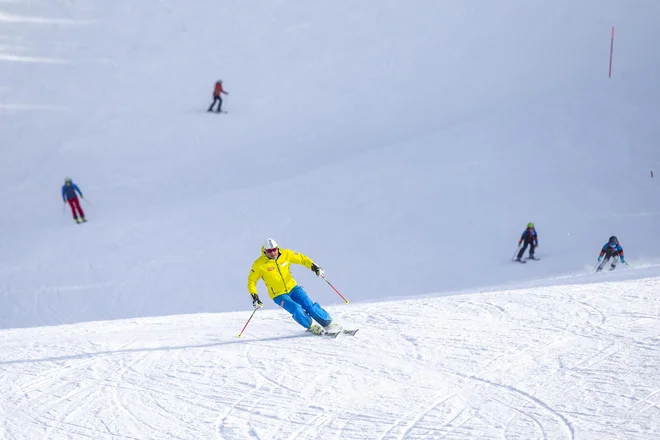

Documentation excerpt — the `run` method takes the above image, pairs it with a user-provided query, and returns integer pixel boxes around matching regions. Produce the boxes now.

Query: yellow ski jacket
[248,247,316,299]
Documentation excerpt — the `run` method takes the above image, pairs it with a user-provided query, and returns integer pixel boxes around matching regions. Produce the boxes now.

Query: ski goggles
[609,242,617,247]
[265,248,279,255]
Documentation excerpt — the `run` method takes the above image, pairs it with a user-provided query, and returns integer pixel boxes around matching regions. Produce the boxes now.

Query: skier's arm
[247,266,261,296]
[61,186,66,201]
[247,267,263,308]
[73,184,83,198]
[534,231,538,246]
[519,230,527,244]
[285,249,314,269]
[287,250,324,276]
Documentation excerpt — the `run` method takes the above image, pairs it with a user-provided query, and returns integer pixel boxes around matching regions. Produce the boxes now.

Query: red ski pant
[67,197,85,219]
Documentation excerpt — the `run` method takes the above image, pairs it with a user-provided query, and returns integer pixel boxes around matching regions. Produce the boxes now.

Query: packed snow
[1,0,659,438]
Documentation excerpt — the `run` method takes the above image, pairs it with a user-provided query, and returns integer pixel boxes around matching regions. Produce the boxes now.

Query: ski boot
[308,324,324,335]
[74,217,81,224]
[323,322,342,334]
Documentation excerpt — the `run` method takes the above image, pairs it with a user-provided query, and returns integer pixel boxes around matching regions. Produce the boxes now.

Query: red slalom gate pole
[321,275,350,304]
[609,27,615,78]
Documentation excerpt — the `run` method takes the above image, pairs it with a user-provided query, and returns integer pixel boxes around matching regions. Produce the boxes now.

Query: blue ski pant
[273,285,332,329]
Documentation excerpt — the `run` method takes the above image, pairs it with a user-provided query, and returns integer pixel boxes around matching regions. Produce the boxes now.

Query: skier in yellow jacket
[248,238,339,334]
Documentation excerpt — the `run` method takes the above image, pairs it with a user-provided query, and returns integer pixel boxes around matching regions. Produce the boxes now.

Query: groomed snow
[1,0,659,438]
[1,273,659,439]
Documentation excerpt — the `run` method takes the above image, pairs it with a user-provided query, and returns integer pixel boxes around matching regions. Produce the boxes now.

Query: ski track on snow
[0,279,659,439]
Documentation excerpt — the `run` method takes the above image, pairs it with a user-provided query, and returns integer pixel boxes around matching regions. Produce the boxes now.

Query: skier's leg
[67,200,78,220]
[73,198,85,219]
[273,293,312,328]
[610,253,619,270]
[597,249,612,270]
[208,96,217,111]
[289,286,332,327]
[216,97,223,112]
[516,243,528,259]
[529,242,536,258]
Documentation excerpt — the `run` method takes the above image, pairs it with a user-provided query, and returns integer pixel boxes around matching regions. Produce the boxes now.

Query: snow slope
[1,274,659,439]
[1,0,659,328]
[1,0,660,438]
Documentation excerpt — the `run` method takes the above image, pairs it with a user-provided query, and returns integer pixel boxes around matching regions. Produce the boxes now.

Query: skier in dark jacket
[62,177,86,223]
[596,236,626,271]
[516,222,538,261]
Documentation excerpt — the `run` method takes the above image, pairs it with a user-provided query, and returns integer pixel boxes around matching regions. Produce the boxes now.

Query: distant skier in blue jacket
[596,236,625,271]
[62,177,86,223]
[516,222,538,261]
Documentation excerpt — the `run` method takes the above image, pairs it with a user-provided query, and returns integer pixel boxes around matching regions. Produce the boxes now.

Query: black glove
[251,293,263,309]
[311,263,324,278]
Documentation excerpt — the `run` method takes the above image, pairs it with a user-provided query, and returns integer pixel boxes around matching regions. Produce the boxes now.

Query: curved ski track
[0,280,658,439]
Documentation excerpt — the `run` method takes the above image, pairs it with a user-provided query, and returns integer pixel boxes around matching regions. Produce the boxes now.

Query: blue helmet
[608,236,618,247]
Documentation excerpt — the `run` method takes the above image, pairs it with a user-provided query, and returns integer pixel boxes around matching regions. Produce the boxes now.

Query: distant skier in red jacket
[208,80,229,113]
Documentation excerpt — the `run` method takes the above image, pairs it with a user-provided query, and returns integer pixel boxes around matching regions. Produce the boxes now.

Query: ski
[306,328,339,338]
[527,257,540,261]
[324,329,359,337]
[514,259,527,264]
[306,328,359,338]
[596,265,616,272]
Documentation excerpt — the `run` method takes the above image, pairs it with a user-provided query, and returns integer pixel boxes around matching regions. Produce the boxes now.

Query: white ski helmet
[263,238,278,251]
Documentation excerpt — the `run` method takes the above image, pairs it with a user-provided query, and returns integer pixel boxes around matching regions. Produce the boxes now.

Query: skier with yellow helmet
[515,222,538,262]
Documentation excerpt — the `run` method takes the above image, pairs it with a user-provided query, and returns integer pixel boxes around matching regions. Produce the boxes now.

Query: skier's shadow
[0,333,310,366]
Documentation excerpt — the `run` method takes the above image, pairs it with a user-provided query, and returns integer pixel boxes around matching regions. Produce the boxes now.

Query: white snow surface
[1,276,660,439]
[1,0,660,438]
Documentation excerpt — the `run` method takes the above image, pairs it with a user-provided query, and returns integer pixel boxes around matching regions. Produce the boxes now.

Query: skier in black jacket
[515,222,538,261]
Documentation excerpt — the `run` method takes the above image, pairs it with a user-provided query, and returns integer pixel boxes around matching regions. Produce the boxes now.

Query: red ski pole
[321,275,349,304]
[238,308,258,338]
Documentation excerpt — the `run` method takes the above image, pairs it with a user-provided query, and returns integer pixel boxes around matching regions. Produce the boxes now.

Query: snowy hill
[2,0,659,327]
[1,0,660,438]
[1,274,659,439]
